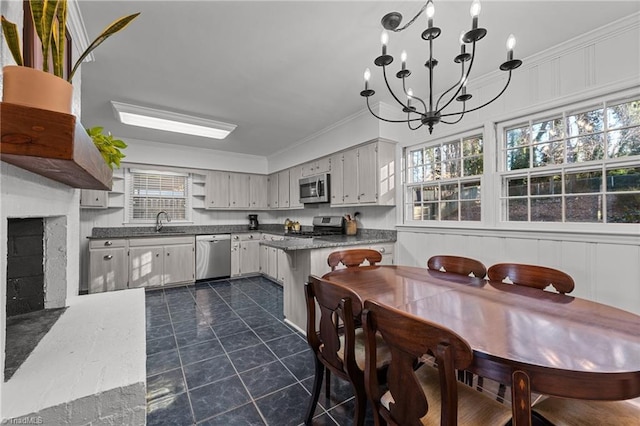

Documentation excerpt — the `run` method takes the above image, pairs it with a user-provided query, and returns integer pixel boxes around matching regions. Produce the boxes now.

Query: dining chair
[487,263,575,294]
[427,255,487,278]
[427,255,487,389]
[304,275,391,426]
[327,249,382,271]
[362,299,513,426]
[532,395,640,426]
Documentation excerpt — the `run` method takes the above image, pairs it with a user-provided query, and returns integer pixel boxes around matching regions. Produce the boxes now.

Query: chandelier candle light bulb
[401,51,407,71]
[470,0,481,29]
[364,68,371,90]
[506,34,516,60]
[381,31,389,55]
[426,0,435,28]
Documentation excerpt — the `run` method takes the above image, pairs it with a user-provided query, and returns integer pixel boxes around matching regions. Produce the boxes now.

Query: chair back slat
[427,255,487,278]
[487,263,575,294]
[328,249,383,271]
[363,299,473,426]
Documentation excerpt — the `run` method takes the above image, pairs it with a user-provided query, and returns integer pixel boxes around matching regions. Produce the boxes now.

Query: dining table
[322,265,640,426]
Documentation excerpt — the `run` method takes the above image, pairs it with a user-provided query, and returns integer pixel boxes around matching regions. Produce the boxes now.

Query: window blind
[127,170,191,222]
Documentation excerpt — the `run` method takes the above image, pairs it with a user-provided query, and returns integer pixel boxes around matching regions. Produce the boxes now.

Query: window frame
[404,129,485,226]
[497,93,640,229]
[124,168,193,224]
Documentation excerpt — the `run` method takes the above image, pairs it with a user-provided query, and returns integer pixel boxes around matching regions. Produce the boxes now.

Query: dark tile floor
[145,275,371,425]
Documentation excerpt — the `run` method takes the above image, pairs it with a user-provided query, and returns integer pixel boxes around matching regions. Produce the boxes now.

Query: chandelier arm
[391,2,429,32]
[407,117,424,130]
[439,71,513,118]
[441,111,466,124]
[383,66,419,114]
[402,76,428,113]
[436,61,466,111]
[365,97,422,123]
[436,41,478,114]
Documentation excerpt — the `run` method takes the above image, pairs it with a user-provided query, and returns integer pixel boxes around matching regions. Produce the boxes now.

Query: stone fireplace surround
[1,164,146,425]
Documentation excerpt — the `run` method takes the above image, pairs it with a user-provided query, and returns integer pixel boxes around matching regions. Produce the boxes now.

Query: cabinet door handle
[378,247,386,253]
[104,241,113,246]
[156,253,160,257]
[103,255,113,260]
[167,252,170,256]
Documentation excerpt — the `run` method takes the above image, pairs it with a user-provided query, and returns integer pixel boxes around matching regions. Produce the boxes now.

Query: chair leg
[325,368,331,399]
[305,359,324,425]
[497,382,506,403]
[476,375,484,392]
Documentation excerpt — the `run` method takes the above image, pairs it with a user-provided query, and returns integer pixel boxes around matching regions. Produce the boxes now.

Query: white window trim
[404,128,486,227]
[124,168,193,224]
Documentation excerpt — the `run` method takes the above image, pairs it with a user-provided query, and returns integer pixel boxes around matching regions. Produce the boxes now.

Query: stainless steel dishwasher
[195,234,231,280]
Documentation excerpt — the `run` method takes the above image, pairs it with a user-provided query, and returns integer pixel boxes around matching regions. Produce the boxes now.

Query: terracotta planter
[2,65,73,114]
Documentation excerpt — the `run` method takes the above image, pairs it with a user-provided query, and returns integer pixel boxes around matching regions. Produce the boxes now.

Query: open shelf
[1,102,112,190]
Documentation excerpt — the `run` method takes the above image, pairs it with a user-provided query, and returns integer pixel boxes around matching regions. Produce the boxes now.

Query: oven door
[299,174,330,203]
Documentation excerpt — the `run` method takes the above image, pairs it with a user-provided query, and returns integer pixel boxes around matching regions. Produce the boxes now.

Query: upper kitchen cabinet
[229,173,250,209]
[301,156,331,177]
[331,139,396,207]
[205,170,230,209]
[249,174,268,209]
[268,169,292,210]
[206,171,266,210]
[278,169,290,209]
[289,165,303,209]
[329,152,344,205]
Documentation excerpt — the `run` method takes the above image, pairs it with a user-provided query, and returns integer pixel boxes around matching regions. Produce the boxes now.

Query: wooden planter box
[1,102,112,190]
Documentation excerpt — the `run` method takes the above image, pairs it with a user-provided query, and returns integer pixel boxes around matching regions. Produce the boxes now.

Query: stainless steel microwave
[299,173,330,204]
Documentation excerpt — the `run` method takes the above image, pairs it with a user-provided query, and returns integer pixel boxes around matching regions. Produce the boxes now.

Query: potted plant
[1,0,139,114]
[86,127,127,170]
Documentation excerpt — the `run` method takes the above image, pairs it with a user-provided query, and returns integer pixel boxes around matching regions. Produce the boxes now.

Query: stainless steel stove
[291,216,344,237]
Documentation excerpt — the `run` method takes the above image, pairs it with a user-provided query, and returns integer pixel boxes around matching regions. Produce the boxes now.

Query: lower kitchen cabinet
[260,234,285,281]
[129,236,195,289]
[231,233,261,277]
[89,239,127,293]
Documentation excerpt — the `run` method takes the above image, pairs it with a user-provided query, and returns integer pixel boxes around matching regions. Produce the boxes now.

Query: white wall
[396,13,640,314]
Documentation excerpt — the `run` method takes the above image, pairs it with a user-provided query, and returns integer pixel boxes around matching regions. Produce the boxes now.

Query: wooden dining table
[322,265,640,426]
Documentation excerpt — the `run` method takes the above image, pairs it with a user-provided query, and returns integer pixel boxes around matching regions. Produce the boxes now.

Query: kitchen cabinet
[278,169,290,209]
[331,139,396,206]
[129,236,195,288]
[250,174,268,209]
[301,156,331,177]
[260,234,285,281]
[330,152,344,205]
[268,173,279,209]
[231,233,261,277]
[89,239,127,293]
[80,189,108,208]
[289,165,303,209]
[229,173,250,208]
[205,171,230,209]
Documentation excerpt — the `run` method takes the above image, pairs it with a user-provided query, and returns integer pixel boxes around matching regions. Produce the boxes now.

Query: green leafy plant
[86,126,127,170]
[1,0,139,82]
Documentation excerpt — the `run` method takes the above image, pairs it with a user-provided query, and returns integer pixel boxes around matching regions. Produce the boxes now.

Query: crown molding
[66,0,94,63]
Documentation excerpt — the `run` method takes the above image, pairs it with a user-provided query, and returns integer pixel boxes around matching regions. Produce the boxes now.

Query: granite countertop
[259,233,396,251]
[88,226,396,250]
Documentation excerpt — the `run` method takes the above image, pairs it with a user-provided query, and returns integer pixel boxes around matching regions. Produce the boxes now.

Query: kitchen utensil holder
[345,220,357,236]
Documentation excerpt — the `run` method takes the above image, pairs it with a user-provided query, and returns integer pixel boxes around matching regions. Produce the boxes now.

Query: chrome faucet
[156,211,171,232]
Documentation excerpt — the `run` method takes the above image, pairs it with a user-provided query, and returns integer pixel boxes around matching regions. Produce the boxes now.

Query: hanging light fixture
[360,0,522,134]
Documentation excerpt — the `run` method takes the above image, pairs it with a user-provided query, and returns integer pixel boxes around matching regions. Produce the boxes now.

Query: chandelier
[360,0,522,134]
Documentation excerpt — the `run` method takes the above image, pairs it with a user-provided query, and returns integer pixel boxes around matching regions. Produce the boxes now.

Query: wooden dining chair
[427,255,487,388]
[487,263,575,294]
[532,395,640,426]
[427,255,487,278]
[304,275,391,426]
[327,249,382,271]
[362,299,512,426]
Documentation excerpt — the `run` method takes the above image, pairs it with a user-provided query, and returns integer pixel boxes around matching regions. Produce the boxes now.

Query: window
[405,134,483,222]
[126,170,192,223]
[501,98,640,223]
